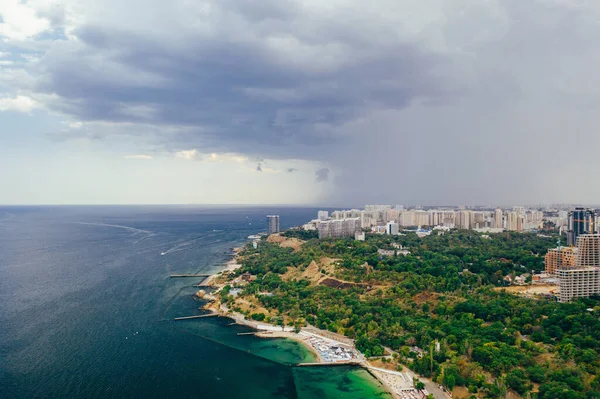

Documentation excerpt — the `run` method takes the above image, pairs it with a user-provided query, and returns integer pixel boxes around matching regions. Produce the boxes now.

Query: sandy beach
[223,258,242,272]
[255,330,323,362]
[366,367,416,399]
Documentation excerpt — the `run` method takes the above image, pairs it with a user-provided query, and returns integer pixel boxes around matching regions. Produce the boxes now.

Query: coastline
[207,306,401,398]
[226,313,397,397]
[255,330,323,363]
[201,243,436,399]
[200,247,243,287]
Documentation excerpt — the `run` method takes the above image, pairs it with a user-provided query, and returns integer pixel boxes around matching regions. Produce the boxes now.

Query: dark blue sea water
[0,206,389,399]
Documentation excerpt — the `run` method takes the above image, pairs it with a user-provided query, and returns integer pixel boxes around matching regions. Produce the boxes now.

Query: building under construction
[556,234,600,303]
[544,246,577,275]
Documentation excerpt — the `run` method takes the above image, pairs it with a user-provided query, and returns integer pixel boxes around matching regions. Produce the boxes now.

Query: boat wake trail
[159,231,226,256]
[160,239,202,256]
[72,221,153,235]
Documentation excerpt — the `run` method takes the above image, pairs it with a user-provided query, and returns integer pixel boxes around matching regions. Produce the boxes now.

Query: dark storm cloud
[32,6,459,160]
[315,168,329,182]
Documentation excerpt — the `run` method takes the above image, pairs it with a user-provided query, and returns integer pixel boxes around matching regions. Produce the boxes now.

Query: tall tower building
[506,212,518,231]
[494,209,503,229]
[414,211,429,227]
[516,214,524,232]
[428,211,442,226]
[567,208,596,246]
[456,210,471,230]
[267,215,280,234]
[317,211,329,221]
[399,211,416,227]
[513,206,525,215]
[386,221,399,235]
[472,212,485,229]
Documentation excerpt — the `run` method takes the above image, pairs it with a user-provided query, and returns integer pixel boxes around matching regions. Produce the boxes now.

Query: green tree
[506,369,532,395]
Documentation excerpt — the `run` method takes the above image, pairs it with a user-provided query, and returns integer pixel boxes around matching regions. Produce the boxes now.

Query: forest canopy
[231,230,600,398]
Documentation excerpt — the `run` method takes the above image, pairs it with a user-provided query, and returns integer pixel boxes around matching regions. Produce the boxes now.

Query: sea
[0,206,390,399]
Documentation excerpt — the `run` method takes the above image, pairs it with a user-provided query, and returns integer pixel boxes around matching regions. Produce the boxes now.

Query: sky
[1,0,600,206]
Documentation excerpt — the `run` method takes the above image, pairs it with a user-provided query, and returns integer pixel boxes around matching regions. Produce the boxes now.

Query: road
[380,346,451,399]
[402,368,451,399]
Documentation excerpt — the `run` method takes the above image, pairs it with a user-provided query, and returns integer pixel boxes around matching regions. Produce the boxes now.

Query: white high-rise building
[529,210,544,222]
[399,211,415,227]
[513,206,525,215]
[386,222,399,235]
[414,211,429,227]
[360,211,377,228]
[456,211,471,230]
[385,209,400,223]
[267,215,280,234]
[365,205,391,212]
[472,212,485,229]
[428,211,441,226]
[442,211,456,227]
[317,211,329,221]
[506,212,518,231]
[494,209,503,229]
[318,218,361,239]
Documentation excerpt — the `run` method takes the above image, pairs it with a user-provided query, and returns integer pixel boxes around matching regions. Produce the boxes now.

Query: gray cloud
[7,0,600,205]
[315,168,329,183]
[256,163,262,172]
[28,1,458,161]
[287,168,298,173]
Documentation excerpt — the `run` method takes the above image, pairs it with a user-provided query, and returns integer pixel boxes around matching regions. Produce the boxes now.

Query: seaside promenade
[215,305,449,399]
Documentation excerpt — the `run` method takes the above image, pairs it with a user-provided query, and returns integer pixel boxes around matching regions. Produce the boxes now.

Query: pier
[237,331,273,336]
[173,314,218,321]
[169,274,211,278]
[297,361,361,367]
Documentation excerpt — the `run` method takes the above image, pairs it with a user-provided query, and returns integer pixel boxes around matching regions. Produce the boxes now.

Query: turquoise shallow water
[294,366,392,399]
[0,206,389,398]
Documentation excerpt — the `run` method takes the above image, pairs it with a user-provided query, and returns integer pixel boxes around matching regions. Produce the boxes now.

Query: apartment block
[267,215,280,234]
[318,218,361,239]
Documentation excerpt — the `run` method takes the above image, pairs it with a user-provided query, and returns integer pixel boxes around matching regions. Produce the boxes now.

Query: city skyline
[308,204,551,232]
